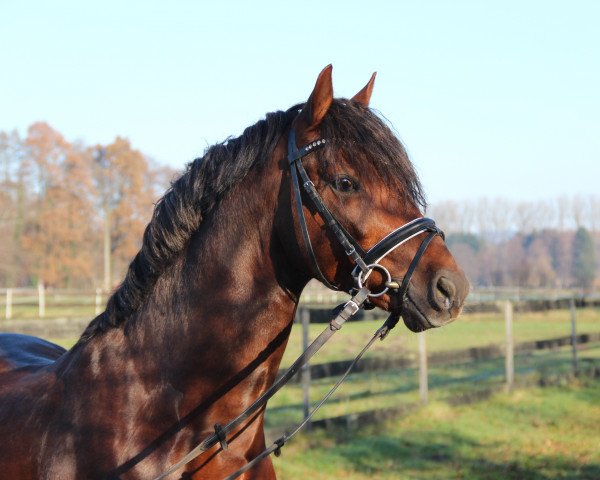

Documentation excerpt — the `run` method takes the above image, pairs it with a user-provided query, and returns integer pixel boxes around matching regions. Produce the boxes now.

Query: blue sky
[1,1,598,203]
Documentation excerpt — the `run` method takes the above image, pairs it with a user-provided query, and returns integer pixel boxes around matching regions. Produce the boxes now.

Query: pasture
[273,382,600,479]
[280,306,600,366]
[266,306,600,428]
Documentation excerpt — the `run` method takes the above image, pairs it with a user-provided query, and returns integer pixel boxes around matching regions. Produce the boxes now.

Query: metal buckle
[214,423,228,450]
[343,300,360,316]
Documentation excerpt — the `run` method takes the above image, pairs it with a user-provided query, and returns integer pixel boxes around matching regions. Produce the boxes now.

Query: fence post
[504,300,514,392]
[418,331,428,404]
[38,282,45,318]
[95,288,102,316]
[5,288,12,320]
[301,308,311,427]
[570,298,578,375]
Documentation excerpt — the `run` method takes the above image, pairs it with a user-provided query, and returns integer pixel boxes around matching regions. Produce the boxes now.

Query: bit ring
[357,263,392,298]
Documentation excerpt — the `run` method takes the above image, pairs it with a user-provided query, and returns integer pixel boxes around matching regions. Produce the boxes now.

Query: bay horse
[0,66,468,479]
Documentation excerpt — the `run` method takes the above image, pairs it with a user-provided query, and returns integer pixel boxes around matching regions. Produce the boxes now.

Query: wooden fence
[1,288,598,435]
[288,299,599,428]
[1,285,106,320]
[2,284,599,321]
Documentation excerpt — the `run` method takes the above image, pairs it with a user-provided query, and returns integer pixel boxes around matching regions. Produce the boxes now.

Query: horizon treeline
[429,199,599,290]
[1,123,598,290]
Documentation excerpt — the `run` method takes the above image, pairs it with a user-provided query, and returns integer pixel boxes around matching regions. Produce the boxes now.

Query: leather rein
[152,128,443,480]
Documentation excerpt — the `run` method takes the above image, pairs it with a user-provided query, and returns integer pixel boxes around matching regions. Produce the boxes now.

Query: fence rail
[282,299,599,432]
[2,285,600,319]
[293,357,600,437]
[1,289,599,436]
[1,286,107,319]
[278,332,600,383]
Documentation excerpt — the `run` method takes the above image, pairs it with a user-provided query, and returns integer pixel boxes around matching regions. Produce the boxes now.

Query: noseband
[154,127,445,480]
[287,128,444,312]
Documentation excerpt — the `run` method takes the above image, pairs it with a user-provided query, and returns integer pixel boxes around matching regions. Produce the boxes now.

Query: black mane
[80,99,425,341]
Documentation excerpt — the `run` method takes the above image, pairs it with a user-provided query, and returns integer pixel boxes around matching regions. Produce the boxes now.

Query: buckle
[343,300,360,316]
[214,423,228,450]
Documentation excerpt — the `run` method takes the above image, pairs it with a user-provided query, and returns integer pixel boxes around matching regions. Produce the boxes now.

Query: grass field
[280,307,600,367]
[272,381,600,479]
[263,306,600,429]
[265,344,600,428]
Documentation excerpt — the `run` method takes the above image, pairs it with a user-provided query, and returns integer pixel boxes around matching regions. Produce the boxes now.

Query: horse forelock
[79,99,425,342]
[320,100,426,210]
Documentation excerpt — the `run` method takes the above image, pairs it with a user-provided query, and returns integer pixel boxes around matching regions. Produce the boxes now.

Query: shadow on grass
[321,429,600,480]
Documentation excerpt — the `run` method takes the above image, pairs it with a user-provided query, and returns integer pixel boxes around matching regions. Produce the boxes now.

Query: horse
[0,65,469,479]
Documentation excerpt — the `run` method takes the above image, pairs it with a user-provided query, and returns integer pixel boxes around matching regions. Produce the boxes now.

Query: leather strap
[151,288,370,480]
[224,311,391,480]
[380,230,440,337]
[287,130,369,290]
[288,135,338,290]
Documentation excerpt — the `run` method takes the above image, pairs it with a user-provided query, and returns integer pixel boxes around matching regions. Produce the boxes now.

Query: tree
[91,137,159,287]
[21,123,98,287]
[524,235,556,287]
[572,227,596,290]
[0,130,27,285]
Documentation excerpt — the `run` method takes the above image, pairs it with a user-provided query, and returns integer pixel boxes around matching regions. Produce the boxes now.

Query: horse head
[278,65,469,332]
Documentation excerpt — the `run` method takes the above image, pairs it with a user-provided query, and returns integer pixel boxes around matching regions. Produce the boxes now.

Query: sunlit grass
[266,345,600,429]
[272,381,600,480]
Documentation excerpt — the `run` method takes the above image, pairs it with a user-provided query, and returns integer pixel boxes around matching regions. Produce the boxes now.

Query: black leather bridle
[287,127,444,316]
[153,127,445,480]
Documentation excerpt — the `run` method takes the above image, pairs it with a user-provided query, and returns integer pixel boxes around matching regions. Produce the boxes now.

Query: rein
[152,128,443,480]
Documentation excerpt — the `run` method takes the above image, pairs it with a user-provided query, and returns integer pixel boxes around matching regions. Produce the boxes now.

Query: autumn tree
[524,235,556,287]
[21,122,97,287]
[1,120,597,291]
[0,130,27,285]
[91,137,163,288]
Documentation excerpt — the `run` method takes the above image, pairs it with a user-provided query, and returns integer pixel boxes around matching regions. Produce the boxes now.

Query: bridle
[152,125,444,480]
[286,127,443,310]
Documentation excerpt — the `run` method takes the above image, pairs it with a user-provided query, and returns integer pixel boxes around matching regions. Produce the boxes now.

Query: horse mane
[79,99,425,341]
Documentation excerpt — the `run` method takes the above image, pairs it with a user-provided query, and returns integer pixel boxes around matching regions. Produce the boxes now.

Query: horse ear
[299,65,334,131]
[351,72,377,106]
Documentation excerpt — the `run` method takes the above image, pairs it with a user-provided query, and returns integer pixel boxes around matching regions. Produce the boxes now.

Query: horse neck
[74,156,304,409]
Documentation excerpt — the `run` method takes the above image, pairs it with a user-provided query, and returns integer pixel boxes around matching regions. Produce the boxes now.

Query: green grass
[265,345,600,429]
[280,307,600,368]
[272,381,600,479]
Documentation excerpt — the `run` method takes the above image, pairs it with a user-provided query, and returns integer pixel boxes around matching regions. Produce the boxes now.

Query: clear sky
[1,0,598,203]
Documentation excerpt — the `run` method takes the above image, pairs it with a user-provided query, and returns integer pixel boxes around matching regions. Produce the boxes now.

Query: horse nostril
[436,276,456,311]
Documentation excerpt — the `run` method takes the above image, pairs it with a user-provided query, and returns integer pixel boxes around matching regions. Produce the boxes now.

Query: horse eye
[332,175,357,193]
